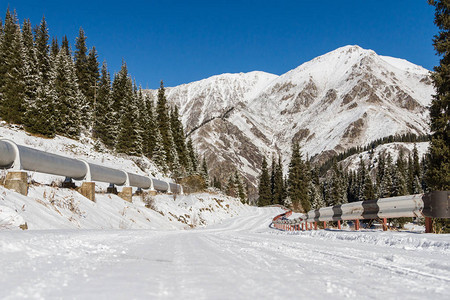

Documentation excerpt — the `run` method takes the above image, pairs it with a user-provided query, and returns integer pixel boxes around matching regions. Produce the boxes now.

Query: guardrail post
[382,218,388,231]
[355,219,360,230]
[425,217,433,233]
[337,220,341,230]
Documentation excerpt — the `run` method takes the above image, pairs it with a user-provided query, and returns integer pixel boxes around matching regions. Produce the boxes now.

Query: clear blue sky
[3,0,438,89]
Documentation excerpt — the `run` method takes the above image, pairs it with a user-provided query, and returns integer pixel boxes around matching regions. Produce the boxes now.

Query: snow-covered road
[1,207,449,299]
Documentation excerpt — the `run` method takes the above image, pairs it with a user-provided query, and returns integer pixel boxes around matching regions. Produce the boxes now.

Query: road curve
[0,207,449,299]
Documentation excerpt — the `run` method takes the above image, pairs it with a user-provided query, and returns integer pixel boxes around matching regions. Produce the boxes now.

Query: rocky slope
[146,45,433,199]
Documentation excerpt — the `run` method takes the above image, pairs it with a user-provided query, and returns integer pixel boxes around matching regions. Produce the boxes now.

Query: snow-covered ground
[0,185,251,230]
[1,205,449,299]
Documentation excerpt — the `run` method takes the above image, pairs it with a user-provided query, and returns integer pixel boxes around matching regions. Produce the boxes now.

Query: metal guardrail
[272,192,449,233]
[0,139,182,193]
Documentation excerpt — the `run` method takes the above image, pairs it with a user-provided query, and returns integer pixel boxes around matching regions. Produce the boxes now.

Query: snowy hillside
[342,141,429,172]
[0,185,252,230]
[146,45,433,196]
[0,122,252,230]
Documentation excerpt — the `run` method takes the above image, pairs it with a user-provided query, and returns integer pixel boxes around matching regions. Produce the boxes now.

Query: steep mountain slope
[146,45,433,199]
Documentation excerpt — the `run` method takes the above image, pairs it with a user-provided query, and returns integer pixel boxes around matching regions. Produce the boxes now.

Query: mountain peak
[145,46,433,198]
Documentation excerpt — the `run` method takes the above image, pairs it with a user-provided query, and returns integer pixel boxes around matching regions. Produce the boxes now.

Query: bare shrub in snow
[142,193,157,210]
[0,170,6,186]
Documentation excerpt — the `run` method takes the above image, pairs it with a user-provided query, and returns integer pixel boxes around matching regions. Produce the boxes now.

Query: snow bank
[0,185,251,231]
[271,229,450,253]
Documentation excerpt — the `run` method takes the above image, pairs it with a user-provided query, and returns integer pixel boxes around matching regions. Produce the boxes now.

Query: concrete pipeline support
[0,139,182,199]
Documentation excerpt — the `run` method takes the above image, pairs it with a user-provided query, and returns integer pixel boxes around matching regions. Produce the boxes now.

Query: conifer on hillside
[156,81,175,166]
[93,61,115,147]
[52,48,82,138]
[258,157,271,207]
[186,138,198,173]
[116,76,142,155]
[287,143,310,211]
[142,94,157,158]
[427,0,450,191]
[50,37,58,58]
[170,106,189,171]
[0,9,26,124]
[427,0,450,233]
[21,18,39,116]
[201,157,209,185]
[235,171,247,204]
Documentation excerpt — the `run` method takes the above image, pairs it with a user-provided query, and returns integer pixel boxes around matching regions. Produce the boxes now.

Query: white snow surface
[0,185,251,230]
[1,206,449,299]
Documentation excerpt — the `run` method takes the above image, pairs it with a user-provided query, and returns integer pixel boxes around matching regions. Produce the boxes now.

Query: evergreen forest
[0,9,200,178]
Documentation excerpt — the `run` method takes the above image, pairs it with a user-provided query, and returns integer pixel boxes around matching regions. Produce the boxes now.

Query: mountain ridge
[145,45,433,199]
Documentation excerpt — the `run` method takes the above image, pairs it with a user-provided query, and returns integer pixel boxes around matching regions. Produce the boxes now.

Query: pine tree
[363,172,375,200]
[21,19,39,120]
[327,160,348,205]
[86,47,99,115]
[287,143,310,211]
[186,137,198,173]
[258,157,271,206]
[273,155,285,205]
[52,48,82,138]
[427,1,450,192]
[110,61,131,144]
[74,27,89,96]
[25,15,55,137]
[170,105,189,171]
[93,61,115,147]
[116,76,142,155]
[156,81,174,165]
[309,165,325,209]
[393,150,408,196]
[270,155,276,205]
[50,37,58,58]
[226,174,237,197]
[152,128,168,173]
[142,94,156,158]
[201,157,209,185]
[34,16,51,84]
[235,171,247,203]
[381,154,395,197]
[0,9,26,124]
[376,152,386,197]
[61,35,70,56]
[74,27,92,128]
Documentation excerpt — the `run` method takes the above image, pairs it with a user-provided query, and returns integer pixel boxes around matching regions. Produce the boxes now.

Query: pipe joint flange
[79,159,92,182]
[122,171,130,186]
[1,139,21,170]
[149,177,155,191]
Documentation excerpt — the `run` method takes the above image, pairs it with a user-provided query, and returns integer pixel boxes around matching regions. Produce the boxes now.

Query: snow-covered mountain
[146,45,433,197]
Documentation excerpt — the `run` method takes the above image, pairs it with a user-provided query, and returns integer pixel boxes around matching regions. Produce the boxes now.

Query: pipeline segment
[0,139,181,193]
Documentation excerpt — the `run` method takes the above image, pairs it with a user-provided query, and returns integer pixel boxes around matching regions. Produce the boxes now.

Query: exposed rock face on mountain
[146,45,434,200]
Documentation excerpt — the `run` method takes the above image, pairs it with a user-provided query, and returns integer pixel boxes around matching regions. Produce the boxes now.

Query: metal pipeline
[0,139,180,193]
